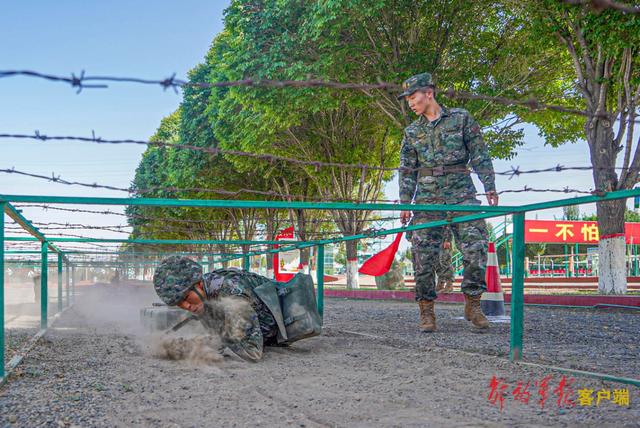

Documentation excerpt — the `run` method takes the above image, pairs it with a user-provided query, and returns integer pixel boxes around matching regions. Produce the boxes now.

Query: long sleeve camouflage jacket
[399,106,496,204]
[200,269,279,362]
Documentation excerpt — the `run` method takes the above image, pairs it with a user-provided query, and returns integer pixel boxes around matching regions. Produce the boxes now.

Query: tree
[304,0,580,157]
[527,3,640,294]
[563,205,580,221]
[582,208,640,223]
[209,2,398,287]
[208,0,573,287]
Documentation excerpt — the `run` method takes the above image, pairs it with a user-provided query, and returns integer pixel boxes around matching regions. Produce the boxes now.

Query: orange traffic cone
[480,242,506,317]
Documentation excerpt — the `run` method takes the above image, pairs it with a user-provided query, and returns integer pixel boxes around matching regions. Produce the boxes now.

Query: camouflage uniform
[399,73,495,301]
[153,256,278,362]
[435,228,455,289]
[201,269,279,361]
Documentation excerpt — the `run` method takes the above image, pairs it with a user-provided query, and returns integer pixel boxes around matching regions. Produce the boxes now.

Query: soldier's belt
[418,165,469,177]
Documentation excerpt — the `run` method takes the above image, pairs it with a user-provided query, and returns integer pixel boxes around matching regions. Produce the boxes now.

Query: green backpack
[253,273,323,344]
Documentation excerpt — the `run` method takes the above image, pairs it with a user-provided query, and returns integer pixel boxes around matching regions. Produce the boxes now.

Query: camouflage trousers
[436,245,455,284]
[410,204,488,301]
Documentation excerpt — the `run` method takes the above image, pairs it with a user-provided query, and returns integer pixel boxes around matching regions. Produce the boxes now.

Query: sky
[1,1,230,252]
[0,1,623,255]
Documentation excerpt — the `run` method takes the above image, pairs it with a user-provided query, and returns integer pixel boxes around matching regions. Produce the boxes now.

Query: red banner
[273,226,297,282]
[524,220,640,244]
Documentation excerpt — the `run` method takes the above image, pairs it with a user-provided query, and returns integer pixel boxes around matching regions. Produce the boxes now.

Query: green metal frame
[3,190,640,386]
[57,253,63,313]
[316,244,325,317]
[0,194,510,213]
[1,202,5,379]
[40,241,48,330]
[510,213,525,361]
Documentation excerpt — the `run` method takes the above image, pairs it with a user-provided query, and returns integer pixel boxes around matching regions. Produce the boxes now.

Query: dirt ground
[0,283,638,427]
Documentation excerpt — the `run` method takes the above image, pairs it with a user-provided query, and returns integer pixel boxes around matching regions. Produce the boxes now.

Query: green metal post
[71,266,75,304]
[505,238,511,277]
[65,264,70,307]
[564,245,569,278]
[57,253,63,313]
[316,244,325,319]
[575,243,579,277]
[510,213,525,361]
[1,202,6,380]
[243,254,250,272]
[41,241,48,330]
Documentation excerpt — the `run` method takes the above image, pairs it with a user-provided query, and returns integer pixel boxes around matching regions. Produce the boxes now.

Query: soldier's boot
[418,300,436,332]
[464,294,489,329]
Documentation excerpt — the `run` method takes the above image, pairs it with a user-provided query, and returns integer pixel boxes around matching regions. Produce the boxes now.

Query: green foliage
[128,0,630,250]
[563,205,580,221]
[581,209,640,223]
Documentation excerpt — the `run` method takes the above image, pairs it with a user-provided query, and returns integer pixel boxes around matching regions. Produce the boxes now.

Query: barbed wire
[7,219,354,239]
[0,70,397,93]
[4,241,119,250]
[13,204,405,226]
[6,230,279,249]
[0,132,399,172]
[7,224,132,234]
[6,228,406,251]
[5,241,120,252]
[2,70,633,123]
[7,221,352,243]
[1,165,605,202]
[479,186,594,196]
[3,132,637,176]
[559,0,640,14]
[5,241,121,251]
[32,221,131,229]
[0,166,394,202]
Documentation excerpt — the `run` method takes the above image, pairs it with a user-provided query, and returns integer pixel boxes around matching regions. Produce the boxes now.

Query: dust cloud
[68,283,255,366]
[151,334,224,365]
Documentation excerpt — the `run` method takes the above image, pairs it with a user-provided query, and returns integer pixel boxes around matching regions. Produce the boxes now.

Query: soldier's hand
[486,191,499,206]
[401,211,411,225]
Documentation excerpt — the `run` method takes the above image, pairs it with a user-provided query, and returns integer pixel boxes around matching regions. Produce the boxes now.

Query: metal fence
[3,188,640,386]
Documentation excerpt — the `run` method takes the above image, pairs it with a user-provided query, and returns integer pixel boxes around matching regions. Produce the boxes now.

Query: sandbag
[277,273,322,343]
[254,273,322,344]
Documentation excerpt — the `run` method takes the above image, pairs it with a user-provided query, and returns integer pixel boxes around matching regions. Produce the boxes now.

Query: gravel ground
[326,298,640,379]
[2,328,38,371]
[0,283,638,427]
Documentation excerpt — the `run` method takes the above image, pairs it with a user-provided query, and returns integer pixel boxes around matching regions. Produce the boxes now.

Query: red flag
[358,233,404,276]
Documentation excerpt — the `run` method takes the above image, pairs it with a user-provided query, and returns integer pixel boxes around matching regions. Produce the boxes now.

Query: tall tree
[527,2,640,294]
[214,0,577,287]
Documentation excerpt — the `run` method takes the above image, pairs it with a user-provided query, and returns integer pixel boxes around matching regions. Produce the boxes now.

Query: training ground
[0,281,638,427]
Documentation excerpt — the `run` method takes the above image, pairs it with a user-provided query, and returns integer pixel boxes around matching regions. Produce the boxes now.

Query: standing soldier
[398,72,499,332]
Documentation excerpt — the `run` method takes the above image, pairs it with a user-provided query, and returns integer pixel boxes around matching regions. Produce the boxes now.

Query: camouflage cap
[153,256,203,306]
[397,72,435,100]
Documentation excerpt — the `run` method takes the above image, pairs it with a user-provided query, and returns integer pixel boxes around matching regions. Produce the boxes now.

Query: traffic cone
[481,242,506,317]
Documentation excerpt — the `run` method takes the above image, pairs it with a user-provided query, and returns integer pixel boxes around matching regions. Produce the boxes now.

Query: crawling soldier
[153,256,321,362]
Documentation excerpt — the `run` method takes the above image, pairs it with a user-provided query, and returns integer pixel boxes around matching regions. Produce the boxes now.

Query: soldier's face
[406,90,432,116]
[177,282,206,315]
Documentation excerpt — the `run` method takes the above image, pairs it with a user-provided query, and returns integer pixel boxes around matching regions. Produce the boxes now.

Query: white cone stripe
[487,249,499,267]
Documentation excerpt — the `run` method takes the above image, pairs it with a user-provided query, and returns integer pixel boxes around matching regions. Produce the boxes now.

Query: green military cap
[397,72,435,100]
[153,256,203,305]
